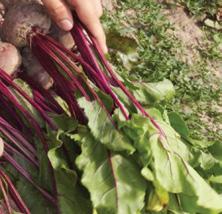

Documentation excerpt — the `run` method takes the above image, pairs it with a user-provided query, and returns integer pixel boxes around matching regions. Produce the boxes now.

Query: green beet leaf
[168,112,189,139]
[75,129,147,214]
[16,178,56,214]
[47,128,92,214]
[150,134,222,212]
[78,98,135,154]
[146,185,169,212]
[132,79,175,105]
[117,111,222,213]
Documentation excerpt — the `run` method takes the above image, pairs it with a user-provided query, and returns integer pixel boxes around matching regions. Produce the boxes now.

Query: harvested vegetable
[50,25,75,50]
[0,69,57,212]
[0,2,221,214]
[57,31,75,50]
[0,42,21,75]
[22,48,53,89]
[1,2,50,47]
[1,0,42,10]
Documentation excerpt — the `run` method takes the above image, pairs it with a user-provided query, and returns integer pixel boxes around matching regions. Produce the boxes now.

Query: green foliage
[2,1,222,214]
[68,100,222,213]
[78,98,135,154]
[47,116,93,214]
[75,128,146,214]
[102,0,222,143]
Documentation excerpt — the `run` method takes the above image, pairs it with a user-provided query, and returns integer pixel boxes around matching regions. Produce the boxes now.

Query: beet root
[58,31,75,50]
[50,25,75,50]
[0,42,22,75]
[22,48,54,90]
[1,2,51,48]
[1,0,42,10]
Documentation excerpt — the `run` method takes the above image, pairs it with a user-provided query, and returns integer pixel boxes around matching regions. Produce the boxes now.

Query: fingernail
[58,19,73,31]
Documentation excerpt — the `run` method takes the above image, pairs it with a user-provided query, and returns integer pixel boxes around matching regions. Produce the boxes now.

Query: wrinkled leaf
[168,112,189,138]
[107,31,138,54]
[198,151,218,170]
[117,111,222,213]
[147,186,169,212]
[133,79,175,105]
[75,129,146,214]
[48,128,92,214]
[78,98,135,154]
[150,133,222,213]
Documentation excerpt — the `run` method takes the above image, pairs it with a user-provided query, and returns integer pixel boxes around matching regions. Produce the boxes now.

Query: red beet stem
[34,36,90,101]
[0,80,48,151]
[38,34,129,120]
[20,73,64,115]
[73,19,166,137]
[0,69,57,129]
[35,36,115,123]
[0,176,12,214]
[0,169,31,214]
[0,116,36,154]
[3,152,56,205]
[4,141,38,168]
[31,40,86,122]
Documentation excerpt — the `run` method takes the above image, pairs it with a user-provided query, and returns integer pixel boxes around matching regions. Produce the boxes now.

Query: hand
[42,0,108,53]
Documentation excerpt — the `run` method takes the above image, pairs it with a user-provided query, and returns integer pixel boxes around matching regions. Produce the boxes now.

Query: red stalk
[0,117,36,154]
[71,20,110,84]
[3,152,56,205]
[20,73,64,115]
[33,91,56,113]
[0,177,12,214]
[37,34,129,120]
[33,36,91,101]
[44,35,107,92]
[0,169,31,214]
[31,36,87,122]
[4,142,38,168]
[0,69,56,130]
[0,96,25,131]
[34,35,115,122]
[0,81,49,152]
[72,19,166,137]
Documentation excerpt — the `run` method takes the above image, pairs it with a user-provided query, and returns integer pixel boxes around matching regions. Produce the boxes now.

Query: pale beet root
[0,42,22,75]
[1,0,42,10]
[58,31,75,50]
[50,25,75,50]
[2,2,51,48]
[22,48,54,90]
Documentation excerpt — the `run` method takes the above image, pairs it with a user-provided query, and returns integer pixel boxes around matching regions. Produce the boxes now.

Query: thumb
[42,0,73,31]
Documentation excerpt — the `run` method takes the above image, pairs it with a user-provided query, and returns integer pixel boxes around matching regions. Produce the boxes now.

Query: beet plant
[0,68,59,213]
[2,2,50,48]
[0,1,221,214]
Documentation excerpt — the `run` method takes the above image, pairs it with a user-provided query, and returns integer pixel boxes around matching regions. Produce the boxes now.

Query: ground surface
[102,0,222,143]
